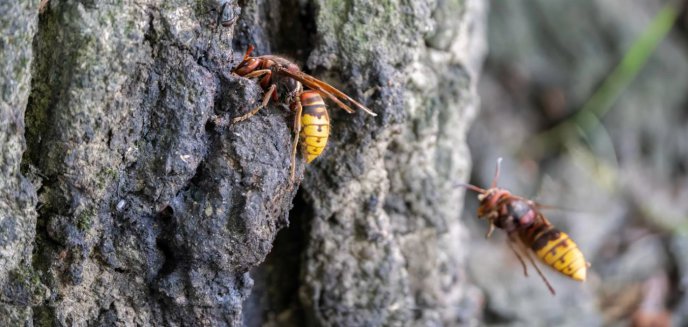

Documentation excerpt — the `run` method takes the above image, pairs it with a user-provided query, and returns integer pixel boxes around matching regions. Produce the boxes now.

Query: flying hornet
[460,158,588,295]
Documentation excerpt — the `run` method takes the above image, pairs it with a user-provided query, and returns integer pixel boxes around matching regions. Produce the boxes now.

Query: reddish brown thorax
[477,187,537,233]
[233,58,259,76]
[233,53,302,103]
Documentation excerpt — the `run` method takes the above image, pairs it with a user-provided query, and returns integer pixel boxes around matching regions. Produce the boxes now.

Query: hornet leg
[520,243,556,295]
[232,83,276,123]
[290,86,304,182]
[507,234,529,277]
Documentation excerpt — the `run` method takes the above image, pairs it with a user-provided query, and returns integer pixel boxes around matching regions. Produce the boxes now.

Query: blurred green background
[463,1,688,325]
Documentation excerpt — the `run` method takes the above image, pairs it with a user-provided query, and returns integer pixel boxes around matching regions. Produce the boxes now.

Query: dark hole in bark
[242,188,310,326]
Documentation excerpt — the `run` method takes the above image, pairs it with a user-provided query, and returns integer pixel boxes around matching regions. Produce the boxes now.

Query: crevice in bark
[24,5,74,323]
[242,189,310,326]
[271,0,317,61]
[154,206,177,278]
[232,0,315,63]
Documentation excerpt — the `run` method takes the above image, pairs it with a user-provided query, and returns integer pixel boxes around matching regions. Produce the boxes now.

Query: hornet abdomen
[520,223,587,281]
[299,91,330,163]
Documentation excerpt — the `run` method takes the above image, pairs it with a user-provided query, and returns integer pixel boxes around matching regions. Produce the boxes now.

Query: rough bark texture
[1,0,485,326]
[0,0,44,324]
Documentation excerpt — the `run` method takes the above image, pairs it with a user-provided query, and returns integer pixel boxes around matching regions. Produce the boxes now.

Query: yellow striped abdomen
[527,227,587,281]
[299,91,330,163]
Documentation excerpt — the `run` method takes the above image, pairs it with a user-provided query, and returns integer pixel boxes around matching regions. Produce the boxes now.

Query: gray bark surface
[1,0,485,326]
[0,0,43,324]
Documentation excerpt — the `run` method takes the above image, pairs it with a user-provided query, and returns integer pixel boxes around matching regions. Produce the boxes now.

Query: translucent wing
[276,67,377,116]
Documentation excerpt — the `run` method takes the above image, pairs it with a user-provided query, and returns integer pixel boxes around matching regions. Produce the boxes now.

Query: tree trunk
[1,0,486,326]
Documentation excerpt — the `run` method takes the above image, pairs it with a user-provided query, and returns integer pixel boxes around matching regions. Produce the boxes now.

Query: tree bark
[1,0,485,326]
[0,0,43,324]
